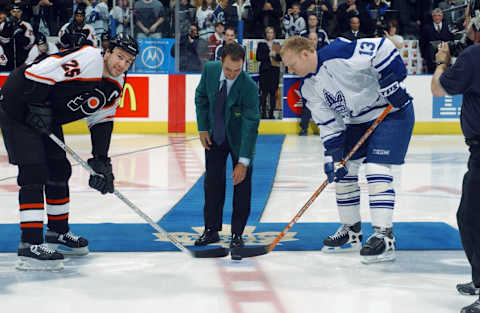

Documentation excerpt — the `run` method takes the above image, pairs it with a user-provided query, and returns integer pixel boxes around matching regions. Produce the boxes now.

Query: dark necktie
[213,79,227,145]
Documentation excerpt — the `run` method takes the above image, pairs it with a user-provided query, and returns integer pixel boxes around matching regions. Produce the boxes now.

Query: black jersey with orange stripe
[0,45,123,129]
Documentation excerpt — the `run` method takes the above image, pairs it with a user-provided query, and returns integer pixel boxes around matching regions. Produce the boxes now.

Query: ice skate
[45,229,89,256]
[457,281,480,296]
[360,228,396,264]
[461,299,480,313]
[322,222,363,253]
[16,242,64,271]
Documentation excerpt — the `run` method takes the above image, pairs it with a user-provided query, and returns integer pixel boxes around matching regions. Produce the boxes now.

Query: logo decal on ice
[323,89,348,117]
[141,46,164,69]
[153,225,298,246]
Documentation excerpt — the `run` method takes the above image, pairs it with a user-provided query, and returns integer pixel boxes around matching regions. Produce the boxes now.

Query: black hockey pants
[457,141,480,288]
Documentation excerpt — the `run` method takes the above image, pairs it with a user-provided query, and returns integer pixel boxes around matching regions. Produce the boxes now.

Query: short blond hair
[280,36,315,58]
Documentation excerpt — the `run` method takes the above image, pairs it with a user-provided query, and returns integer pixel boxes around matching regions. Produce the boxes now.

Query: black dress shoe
[230,234,244,249]
[194,229,220,246]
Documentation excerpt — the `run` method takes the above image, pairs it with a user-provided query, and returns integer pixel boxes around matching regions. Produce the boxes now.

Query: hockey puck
[231,252,242,261]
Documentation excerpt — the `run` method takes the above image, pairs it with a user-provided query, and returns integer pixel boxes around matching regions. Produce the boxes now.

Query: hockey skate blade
[232,246,269,259]
[16,257,64,271]
[321,243,362,253]
[191,247,229,258]
[46,243,89,256]
[361,251,396,264]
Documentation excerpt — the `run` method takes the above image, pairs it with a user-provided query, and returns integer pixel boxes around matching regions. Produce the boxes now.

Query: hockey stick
[232,105,393,259]
[48,133,228,258]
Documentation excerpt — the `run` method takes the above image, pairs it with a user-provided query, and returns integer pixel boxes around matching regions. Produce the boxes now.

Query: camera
[431,32,473,57]
[375,21,390,37]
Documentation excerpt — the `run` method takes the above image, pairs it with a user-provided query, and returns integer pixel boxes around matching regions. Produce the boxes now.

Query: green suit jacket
[195,61,260,163]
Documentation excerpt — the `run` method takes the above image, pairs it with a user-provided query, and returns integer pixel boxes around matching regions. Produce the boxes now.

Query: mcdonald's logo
[119,83,136,111]
[115,76,149,118]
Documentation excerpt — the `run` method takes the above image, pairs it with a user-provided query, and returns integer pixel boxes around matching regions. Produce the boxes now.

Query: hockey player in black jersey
[0,33,138,271]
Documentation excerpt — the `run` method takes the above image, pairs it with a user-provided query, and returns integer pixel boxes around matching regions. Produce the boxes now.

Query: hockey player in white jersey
[0,33,138,271]
[281,36,414,264]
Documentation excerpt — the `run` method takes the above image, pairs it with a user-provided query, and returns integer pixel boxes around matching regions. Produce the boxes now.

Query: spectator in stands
[177,23,203,72]
[196,0,215,40]
[4,4,35,69]
[214,26,235,60]
[58,4,97,49]
[421,8,455,73]
[71,0,89,20]
[134,0,165,39]
[464,0,480,29]
[176,0,195,36]
[366,0,389,33]
[256,26,281,119]
[110,0,132,35]
[86,0,110,40]
[211,0,238,32]
[207,21,223,60]
[300,13,329,49]
[0,10,8,68]
[283,2,306,38]
[336,0,372,36]
[306,0,334,32]
[340,16,367,40]
[100,31,110,51]
[384,19,403,50]
[308,30,323,50]
[251,0,282,39]
[25,31,58,63]
[32,0,53,37]
[439,0,466,31]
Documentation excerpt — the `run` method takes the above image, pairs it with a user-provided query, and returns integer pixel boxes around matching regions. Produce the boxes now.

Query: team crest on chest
[323,89,349,117]
[67,88,107,115]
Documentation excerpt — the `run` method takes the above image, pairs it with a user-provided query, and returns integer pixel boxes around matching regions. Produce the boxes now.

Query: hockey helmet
[10,4,22,12]
[36,33,47,46]
[108,33,139,57]
[75,4,86,16]
[101,32,111,42]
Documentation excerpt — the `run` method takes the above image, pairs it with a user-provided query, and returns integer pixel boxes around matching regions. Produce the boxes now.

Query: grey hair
[432,8,443,15]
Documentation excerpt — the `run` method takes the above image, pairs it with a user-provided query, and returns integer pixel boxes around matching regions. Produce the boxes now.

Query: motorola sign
[133,39,175,74]
[141,46,164,69]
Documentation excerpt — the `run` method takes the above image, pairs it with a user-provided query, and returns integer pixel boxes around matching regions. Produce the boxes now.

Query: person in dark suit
[256,26,281,119]
[340,16,368,40]
[194,43,260,248]
[421,8,455,73]
[336,0,373,35]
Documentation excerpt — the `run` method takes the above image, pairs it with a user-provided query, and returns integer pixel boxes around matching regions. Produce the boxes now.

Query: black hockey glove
[25,103,54,134]
[87,157,115,194]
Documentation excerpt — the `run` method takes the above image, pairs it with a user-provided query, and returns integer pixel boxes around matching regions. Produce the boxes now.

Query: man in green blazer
[194,43,260,249]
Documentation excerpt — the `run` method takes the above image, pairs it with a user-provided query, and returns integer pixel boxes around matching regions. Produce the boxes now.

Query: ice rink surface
[0,134,474,313]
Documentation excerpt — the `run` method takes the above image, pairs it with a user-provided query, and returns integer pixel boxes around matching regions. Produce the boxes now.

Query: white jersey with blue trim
[300,37,406,145]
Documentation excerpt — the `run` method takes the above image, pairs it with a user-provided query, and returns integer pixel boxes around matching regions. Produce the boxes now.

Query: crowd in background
[0,0,473,72]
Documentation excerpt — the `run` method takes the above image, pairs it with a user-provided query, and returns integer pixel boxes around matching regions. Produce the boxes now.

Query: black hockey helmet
[36,32,47,45]
[10,4,22,12]
[101,32,111,42]
[74,3,86,16]
[108,33,139,57]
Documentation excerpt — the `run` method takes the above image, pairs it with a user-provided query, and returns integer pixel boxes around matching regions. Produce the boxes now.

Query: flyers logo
[61,60,80,78]
[67,88,106,115]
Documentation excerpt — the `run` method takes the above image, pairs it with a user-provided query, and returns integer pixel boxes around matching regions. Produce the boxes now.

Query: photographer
[58,5,97,49]
[431,15,480,313]
[383,19,403,50]
[3,5,35,70]
[421,8,455,73]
